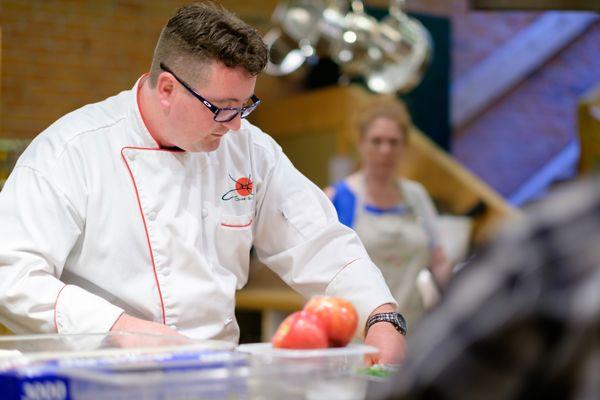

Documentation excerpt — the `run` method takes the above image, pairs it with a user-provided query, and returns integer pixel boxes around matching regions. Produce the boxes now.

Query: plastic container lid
[237,342,378,359]
[0,332,233,362]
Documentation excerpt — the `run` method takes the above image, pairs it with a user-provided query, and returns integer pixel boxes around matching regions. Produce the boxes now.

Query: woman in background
[325,102,452,326]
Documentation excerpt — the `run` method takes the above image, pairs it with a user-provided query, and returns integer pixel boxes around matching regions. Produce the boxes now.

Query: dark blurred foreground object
[470,0,600,11]
[369,174,600,400]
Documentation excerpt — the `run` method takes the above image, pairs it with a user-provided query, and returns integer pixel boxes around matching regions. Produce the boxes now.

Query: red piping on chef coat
[221,219,253,228]
[53,285,67,333]
[115,75,184,325]
[120,148,168,324]
[329,258,362,285]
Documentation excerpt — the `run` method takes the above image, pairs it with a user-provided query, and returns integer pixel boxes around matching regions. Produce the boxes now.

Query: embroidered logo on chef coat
[222,174,254,201]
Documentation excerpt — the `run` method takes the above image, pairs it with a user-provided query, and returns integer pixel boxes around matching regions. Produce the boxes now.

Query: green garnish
[359,364,394,378]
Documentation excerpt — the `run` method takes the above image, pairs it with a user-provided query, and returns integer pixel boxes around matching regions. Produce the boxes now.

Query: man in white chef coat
[0,2,405,364]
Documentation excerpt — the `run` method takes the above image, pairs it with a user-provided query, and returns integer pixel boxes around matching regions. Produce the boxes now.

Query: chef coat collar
[128,73,162,149]
[127,74,218,168]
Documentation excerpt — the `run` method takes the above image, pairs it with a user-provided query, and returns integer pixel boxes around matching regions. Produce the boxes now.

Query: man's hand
[110,313,182,337]
[363,304,407,365]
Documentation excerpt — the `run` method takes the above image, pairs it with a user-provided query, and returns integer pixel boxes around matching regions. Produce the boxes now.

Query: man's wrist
[365,303,398,337]
[368,303,396,318]
[365,311,408,337]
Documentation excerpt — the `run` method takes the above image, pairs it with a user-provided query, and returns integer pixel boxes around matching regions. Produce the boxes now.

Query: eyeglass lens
[214,103,258,122]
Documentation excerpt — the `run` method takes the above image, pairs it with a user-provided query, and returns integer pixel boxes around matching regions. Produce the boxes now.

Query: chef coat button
[201,208,208,219]
[128,152,136,161]
[162,268,170,277]
[148,211,157,221]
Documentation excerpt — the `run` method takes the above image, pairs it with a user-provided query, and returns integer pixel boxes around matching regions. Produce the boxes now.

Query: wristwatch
[365,312,408,336]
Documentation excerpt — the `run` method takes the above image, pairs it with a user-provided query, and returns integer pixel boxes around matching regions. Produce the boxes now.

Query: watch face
[392,312,407,335]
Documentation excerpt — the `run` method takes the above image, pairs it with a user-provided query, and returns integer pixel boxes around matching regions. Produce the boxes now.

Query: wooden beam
[578,83,600,173]
[252,84,373,154]
[452,11,598,129]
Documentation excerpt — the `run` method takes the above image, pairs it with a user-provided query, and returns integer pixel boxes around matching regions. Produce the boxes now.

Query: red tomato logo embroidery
[235,177,253,197]
[222,175,254,201]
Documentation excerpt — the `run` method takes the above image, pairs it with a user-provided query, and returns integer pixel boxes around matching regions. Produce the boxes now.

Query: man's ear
[157,73,175,109]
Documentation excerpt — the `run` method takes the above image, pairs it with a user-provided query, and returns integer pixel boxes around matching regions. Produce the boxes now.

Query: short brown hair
[148,2,268,86]
[358,101,412,143]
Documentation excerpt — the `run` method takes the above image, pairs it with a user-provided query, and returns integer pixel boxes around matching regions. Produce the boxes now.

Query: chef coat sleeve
[252,151,397,331]
[0,166,124,334]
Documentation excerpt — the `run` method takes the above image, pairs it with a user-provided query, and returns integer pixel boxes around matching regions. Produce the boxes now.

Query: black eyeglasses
[159,63,261,123]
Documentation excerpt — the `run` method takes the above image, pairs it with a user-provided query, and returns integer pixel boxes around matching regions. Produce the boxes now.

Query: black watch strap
[365,312,408,336]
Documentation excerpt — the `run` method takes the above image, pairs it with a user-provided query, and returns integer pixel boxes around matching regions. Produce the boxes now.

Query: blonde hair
[357,101,412,143]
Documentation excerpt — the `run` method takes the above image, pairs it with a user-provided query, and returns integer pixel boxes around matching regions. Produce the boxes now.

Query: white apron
[352,178,431,326]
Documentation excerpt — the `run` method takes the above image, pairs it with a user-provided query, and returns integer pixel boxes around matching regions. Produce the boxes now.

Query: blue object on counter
[0,349,249,400]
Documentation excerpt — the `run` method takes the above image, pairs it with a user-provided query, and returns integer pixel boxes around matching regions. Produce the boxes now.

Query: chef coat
[0,77,395,343]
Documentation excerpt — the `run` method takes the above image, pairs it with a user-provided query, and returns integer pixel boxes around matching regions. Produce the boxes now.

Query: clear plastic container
[63,350,250,400]
[1,334,380,399]
[0,333,248,400]
[238,343,378,400]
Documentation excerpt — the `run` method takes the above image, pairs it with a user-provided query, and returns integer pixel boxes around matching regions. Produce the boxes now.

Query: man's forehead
[199,62,257,102]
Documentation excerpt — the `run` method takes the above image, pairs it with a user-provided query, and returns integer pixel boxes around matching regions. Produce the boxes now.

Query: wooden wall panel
[0,1,284,139]
[579,84,600,173]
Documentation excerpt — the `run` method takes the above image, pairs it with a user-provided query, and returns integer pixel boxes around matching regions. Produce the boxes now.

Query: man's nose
[220,114,242,132]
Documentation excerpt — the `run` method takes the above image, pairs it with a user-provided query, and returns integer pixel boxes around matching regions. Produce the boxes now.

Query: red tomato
[303,296,358,347]
[271,311,328,349]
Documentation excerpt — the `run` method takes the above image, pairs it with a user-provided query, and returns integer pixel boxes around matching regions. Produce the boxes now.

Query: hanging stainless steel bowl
[263,1,327,76]
[264,28,310,76]
[318,0,348,40]
[366,6,432,93]
[328,0,381,77]
[278,0,325,44]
